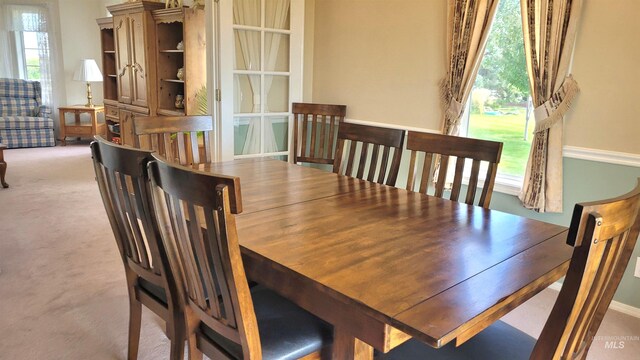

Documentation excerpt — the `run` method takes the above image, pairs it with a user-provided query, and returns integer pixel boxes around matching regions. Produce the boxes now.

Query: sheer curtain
[234,0,289,155]
[0,2,60,110]
[0,3,19,77]
[518,0,582,212]
[261,0,289,153]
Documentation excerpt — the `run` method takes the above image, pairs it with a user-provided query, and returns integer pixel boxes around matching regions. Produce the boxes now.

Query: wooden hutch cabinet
[96,1,206,146]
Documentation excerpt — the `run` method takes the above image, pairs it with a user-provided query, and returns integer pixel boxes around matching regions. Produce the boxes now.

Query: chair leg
[167,320,186,360]
[185,309,203,360]
[170,338,185,360]
[187,333,203,360]
[128,298,142,360]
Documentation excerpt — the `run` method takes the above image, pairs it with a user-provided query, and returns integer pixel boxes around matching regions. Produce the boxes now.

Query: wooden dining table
[198,158,573,360]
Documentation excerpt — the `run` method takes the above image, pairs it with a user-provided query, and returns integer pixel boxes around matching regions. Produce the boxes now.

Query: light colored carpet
[0,144,638,359]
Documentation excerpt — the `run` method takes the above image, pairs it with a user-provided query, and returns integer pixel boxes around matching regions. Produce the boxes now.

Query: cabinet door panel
[114,15,132,104]
[119,109,133,146]
[129,12,149,108]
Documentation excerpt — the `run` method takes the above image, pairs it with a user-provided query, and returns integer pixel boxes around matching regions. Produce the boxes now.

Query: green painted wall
[489,157,640,308]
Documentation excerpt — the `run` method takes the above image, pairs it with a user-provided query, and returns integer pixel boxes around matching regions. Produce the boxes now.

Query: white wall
[58,0,105,106]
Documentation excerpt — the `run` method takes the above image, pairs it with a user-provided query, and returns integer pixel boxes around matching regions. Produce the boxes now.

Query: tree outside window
[465,0,532,178]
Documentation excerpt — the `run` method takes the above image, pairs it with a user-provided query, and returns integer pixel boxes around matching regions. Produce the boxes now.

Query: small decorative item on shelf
[176,67,185,80]
[112,137,121,145]
[165,0,182,9]
[175,94,184,109]
[176,41,184,50]
[192,0,204,9]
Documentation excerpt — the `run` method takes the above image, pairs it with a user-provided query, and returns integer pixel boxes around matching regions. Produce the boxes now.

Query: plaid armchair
[0,78,55,148]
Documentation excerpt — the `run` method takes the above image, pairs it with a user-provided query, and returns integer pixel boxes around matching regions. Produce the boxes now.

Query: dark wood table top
[199,158,373,214]
[201,158,573,358]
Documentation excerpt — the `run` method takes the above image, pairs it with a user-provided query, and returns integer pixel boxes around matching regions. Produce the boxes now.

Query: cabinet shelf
[159,49,184,53]
[162,79,185,83]
[157,108,186,116]
[104,50,116,54]
[107,74,117,78]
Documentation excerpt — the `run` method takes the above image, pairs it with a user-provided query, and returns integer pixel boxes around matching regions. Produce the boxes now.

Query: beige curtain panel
[518,0,583,213]
[441,0,500,136]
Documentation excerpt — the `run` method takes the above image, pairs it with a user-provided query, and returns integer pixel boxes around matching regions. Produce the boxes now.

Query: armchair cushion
[0,117,54,130]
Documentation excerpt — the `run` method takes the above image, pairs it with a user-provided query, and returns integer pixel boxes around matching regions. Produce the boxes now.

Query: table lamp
[73,59,103,107]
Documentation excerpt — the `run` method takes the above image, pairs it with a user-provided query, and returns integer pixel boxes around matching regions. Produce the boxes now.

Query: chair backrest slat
[450,157,465,202]
[405,131,502,208]
[292,102,346,165]
[367,145,380,182]
[532,179,640,359]
[434,155,449,198]
[133,115,214,167]
[148,156,260,358]
[465,159,481,205]
[333,122,405,186]
[419,152,433,194]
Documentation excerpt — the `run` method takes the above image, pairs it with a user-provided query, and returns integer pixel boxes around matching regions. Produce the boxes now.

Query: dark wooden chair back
[90,136,184,359]
[133,115,214,166]
[532,179,640,359]
[405,131,503,208]
[292,102,346,165]
[333,122,405,186]
[146,156,259,358]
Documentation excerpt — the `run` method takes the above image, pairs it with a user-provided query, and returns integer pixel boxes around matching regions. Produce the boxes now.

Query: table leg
[74,111,81,141]
[0,146,8,188]
[58,109,66,146]
[332,327,374,360]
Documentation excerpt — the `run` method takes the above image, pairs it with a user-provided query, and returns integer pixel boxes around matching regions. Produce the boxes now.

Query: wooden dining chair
[90,136,184,360]
[380,179,640,360]
[147,155,333,359]
[405,131,503,208]
[333,122,405,186]
[133,115,214,166]
[292,102,346,165]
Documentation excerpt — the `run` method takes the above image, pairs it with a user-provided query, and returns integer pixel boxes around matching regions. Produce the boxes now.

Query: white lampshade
[73,59,103,82]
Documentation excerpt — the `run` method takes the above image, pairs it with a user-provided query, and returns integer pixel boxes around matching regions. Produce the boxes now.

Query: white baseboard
[547,282,640,319]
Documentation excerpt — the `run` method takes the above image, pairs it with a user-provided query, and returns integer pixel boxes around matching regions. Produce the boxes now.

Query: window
[461,0,531,189]
[19,30,42,80]
[0,3,57,109]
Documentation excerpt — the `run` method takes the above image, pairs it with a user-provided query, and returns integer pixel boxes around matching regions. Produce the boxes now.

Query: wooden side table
[58,105,106,145]
[0,143,8,188]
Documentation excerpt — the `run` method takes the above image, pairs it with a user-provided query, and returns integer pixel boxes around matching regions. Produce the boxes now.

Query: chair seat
[202,285,332,360]
[378,320,535,360]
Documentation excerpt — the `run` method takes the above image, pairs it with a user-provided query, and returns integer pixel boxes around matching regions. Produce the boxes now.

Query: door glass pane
[234,117,261,155]
[265,116,288,152]
[265,75,288,113]
[265,0,290,29]
[234,30,261,70]
[264,33,289,72]
[234,74,261,113]
[233,0,260,27]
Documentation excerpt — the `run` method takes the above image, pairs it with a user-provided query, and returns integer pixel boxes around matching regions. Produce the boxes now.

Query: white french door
[217,0,302,161]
